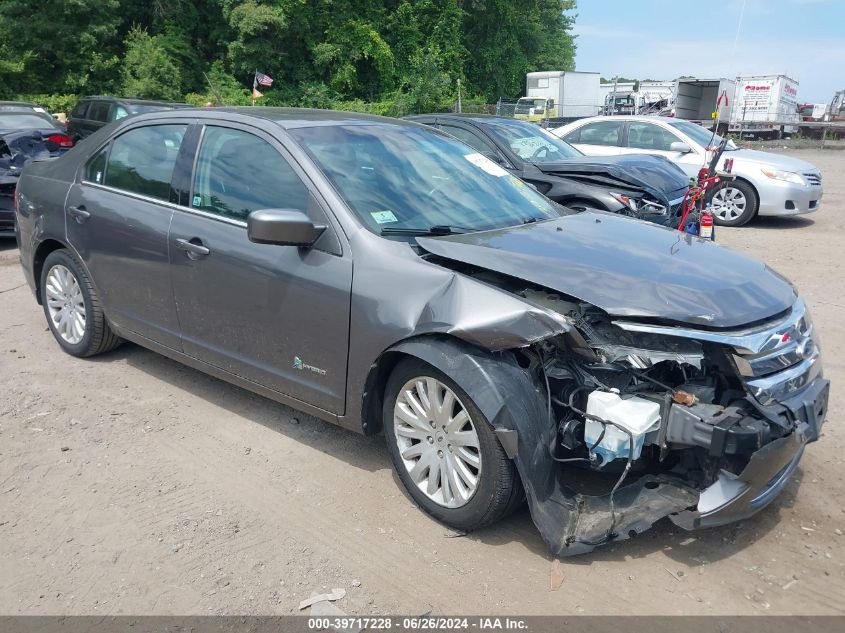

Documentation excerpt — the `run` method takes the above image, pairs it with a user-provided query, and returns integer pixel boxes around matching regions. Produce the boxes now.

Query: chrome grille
[804,171,822,186]
[614,298,822,406]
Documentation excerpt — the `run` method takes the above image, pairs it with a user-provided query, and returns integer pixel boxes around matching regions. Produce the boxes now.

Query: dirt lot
[1,149,843,616]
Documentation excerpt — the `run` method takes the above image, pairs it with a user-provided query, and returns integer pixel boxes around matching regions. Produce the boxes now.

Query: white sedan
[552,115,823,226]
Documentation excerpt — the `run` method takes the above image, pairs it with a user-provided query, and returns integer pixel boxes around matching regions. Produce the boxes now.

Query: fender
[385,335,697,557]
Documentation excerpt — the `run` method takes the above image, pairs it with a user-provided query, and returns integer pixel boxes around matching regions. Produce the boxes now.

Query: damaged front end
[495,289,829,556]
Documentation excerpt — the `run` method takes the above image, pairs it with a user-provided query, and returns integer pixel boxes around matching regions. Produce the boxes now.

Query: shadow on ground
[86,340,802,567]
[749,216,815,230]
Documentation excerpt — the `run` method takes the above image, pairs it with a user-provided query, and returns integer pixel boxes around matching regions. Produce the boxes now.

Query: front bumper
[671,376,829,530]
[757,179,823,216]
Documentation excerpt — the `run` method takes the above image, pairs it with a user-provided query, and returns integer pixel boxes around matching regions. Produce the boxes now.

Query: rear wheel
[708,180,758,227]
[383,358,523,531]
[40,249,122,357]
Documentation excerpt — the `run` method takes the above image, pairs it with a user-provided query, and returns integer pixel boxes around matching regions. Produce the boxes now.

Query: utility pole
[457,78,462,113]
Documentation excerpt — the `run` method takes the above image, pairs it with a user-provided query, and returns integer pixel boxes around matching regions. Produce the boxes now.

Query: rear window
[104,124,187,200]
[71,101,89,118]
[128,104,173,114]
[0,113,55,130]
[87,102,111,122]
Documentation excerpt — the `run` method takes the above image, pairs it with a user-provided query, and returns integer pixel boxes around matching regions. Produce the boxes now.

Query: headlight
[609,192,639,212]
[610,192,667,216]
[761,168,805,185]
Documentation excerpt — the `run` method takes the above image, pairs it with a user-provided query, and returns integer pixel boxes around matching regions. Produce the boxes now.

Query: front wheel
[383,358,523,531]
[707,180,759,227]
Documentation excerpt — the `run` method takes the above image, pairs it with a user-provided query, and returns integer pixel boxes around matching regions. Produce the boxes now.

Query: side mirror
[669,141,692,154]
[247,209,326,247]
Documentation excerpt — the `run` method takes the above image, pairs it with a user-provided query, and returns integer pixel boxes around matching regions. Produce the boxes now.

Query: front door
[623,121,701,178]
[65,122,188,348]
[168,123,352,414]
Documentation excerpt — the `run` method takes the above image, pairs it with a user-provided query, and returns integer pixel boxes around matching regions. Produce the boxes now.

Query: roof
[80,96,191,107]
[133,106,425,129]
[405,112,511,124]
[0,100,37,107]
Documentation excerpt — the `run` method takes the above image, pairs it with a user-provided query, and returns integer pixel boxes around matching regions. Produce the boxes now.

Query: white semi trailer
[729,74,800,138]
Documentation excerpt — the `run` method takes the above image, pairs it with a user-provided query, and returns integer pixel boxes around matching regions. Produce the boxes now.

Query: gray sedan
[13,108,828,556]
[553,115,824,226]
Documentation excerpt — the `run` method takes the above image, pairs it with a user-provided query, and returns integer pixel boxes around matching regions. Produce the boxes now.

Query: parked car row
[11,106,829,557]
[552,115,824,226]
[0,96,188,236]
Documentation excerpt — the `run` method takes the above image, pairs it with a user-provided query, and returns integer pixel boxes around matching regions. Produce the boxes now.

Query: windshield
[289,124,562,235]
[0,112,55,130]
[668,119,735,149]
[484,119,581,163]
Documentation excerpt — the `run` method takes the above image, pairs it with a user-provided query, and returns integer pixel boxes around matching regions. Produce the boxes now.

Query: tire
[707,179,759,227]
[383,357,524,531]
[40,249,122,357]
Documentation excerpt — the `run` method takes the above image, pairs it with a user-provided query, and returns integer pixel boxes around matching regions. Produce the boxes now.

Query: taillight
[46,133,74,148]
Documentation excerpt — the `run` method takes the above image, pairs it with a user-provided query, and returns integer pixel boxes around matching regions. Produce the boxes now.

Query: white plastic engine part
[584,390,661,463]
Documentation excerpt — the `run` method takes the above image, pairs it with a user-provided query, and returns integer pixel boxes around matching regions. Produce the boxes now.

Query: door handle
[68,205,91,223]
[175,238,211,259]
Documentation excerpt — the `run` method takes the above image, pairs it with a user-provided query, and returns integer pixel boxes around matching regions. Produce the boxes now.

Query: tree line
[0,0,577,115]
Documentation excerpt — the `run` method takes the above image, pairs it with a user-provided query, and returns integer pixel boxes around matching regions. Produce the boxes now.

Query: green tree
[121,27,182,100]
[0,0,122,96]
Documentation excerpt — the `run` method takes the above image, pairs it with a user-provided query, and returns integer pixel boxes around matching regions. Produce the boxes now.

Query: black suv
[67,96,190,141]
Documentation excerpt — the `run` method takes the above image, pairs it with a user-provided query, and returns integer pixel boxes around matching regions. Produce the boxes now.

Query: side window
[111,105,129,121]
[438,124,497,155]
[576,121,623,146]
[71,101,89,118]
[104,124,187,200]
[626,122,680,151]
[85,146,109,184]
[191,126,309,222]
[88,102,111,122]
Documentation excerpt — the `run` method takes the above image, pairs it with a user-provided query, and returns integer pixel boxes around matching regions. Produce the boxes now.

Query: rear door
[65,121,189,348]
[559,120,623,155]
[168,122,352,414]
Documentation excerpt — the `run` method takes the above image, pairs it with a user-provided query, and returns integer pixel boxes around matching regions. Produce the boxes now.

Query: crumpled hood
[416,212,796,328]
[728,148,820,173]
[534,154,690,202]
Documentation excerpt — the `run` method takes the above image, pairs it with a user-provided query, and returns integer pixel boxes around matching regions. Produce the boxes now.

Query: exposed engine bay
[451,265,829,555]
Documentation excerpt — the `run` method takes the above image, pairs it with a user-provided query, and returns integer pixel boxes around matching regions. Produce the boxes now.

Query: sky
[570,0,844,103]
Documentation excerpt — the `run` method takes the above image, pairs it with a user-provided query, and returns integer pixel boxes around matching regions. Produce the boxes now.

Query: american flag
[255,72,273,87]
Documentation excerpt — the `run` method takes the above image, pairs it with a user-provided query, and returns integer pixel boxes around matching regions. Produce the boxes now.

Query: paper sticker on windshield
[370,210,398,224]
[464,153,508,177]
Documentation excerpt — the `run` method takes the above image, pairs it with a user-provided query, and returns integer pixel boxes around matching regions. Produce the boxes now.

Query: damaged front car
[15,109,828,557]
[1,109,73,236]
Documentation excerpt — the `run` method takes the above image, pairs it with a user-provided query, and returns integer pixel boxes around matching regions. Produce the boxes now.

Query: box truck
[516,71,602,122]
[729,74,800,138]
[672,77,735,124]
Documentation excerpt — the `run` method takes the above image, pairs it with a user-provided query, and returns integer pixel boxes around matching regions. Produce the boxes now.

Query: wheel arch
[712,176,761,214]
[360,334,539,438]
[32,238,70,304]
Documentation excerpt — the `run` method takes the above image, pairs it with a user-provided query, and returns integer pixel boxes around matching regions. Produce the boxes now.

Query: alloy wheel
[393,377,482,508]
[45,264,87,345]
[710,186,748,221]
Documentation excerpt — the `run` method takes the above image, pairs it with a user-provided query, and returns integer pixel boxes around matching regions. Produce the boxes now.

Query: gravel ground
[0,149,843,616]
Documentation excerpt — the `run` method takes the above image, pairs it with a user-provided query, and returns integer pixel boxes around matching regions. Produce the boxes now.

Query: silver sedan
[552,115,823,226]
